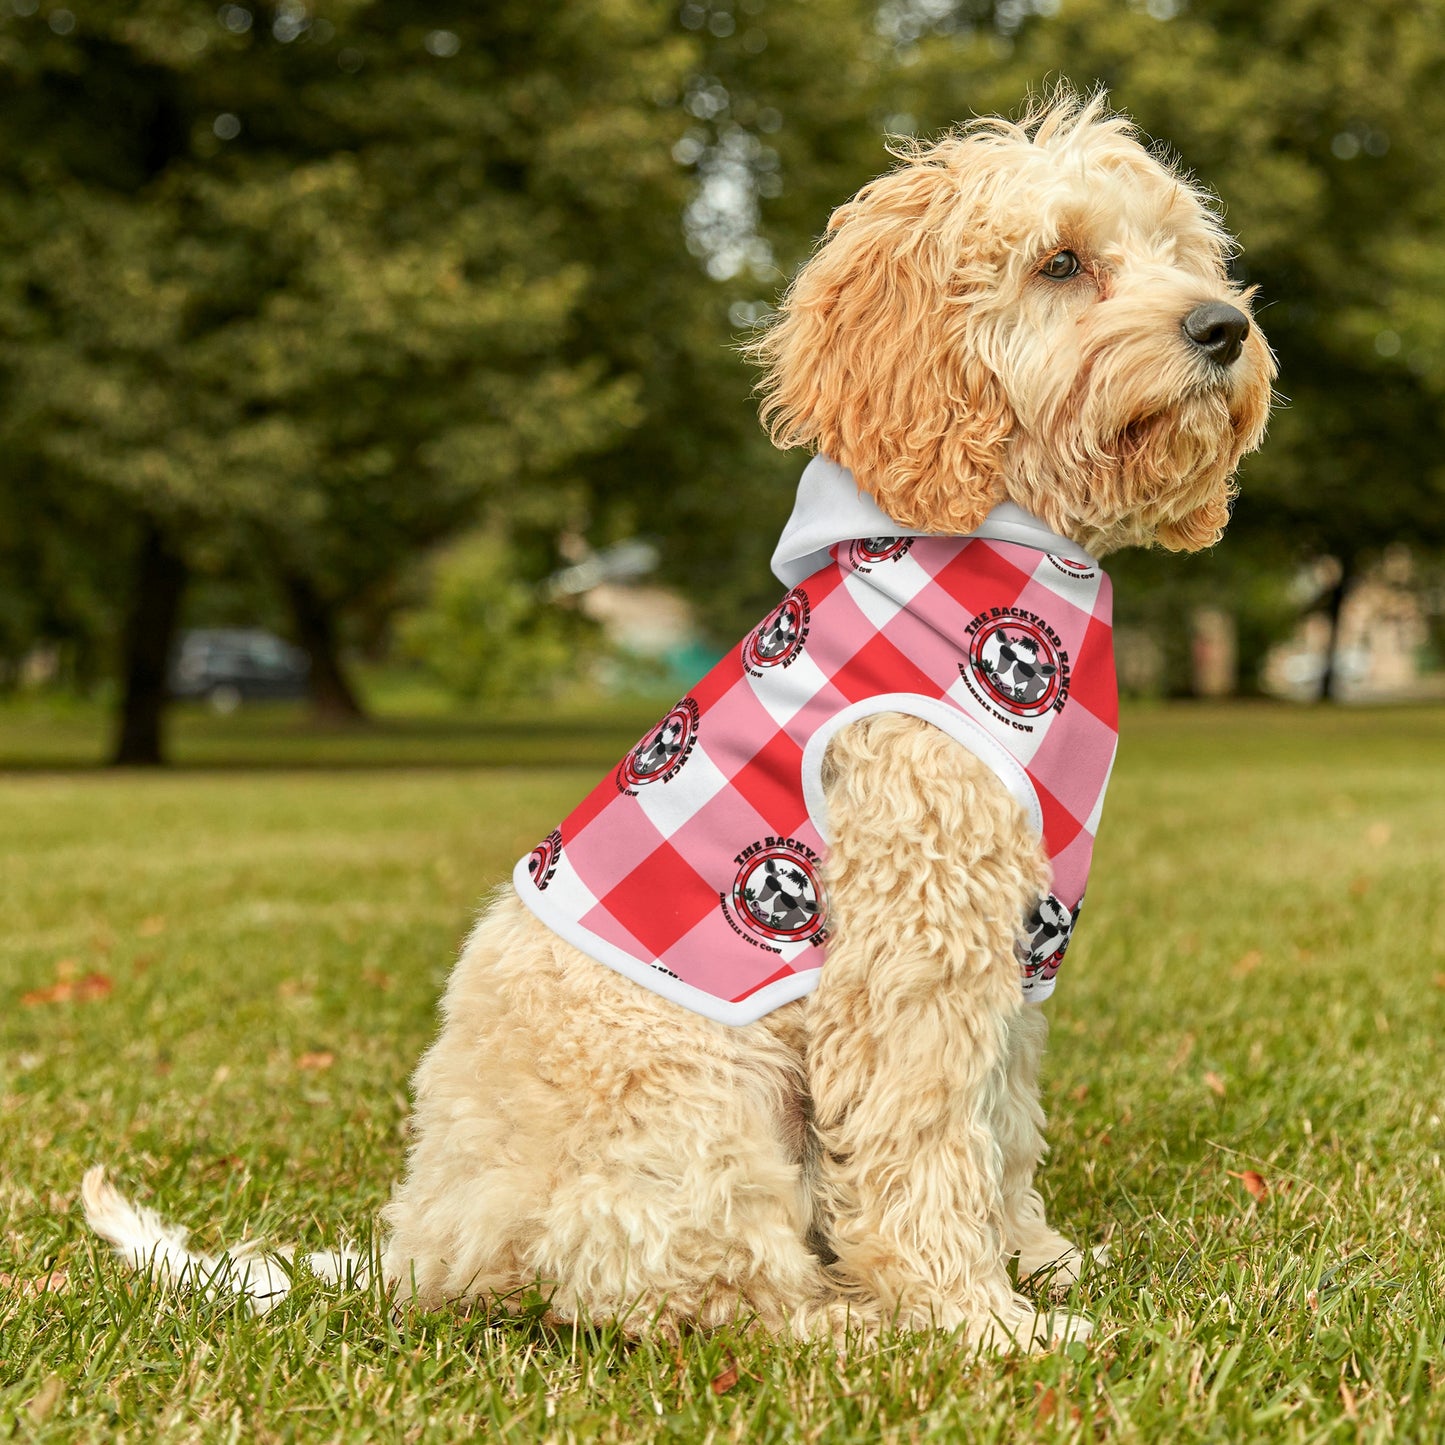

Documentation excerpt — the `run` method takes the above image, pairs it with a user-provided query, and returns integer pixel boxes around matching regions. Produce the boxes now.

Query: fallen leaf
[21,982,70,1006]
[361,968,394,992]
[1228,1169,1268,1201]
[27,1374,64,1423]
[1204,1071,1227,1098]
[0,1268,69,1298]
[21,972,112,1007]
[1034,1386,1058,1425]
[296,1051,335,1072]
[1168,1034,1196,1072]
[1069,1083,1089,1103]
[710,1359,739,1396]
[1433,973,1445,991]
[1232,950,1263,977]
[138,915,167,937]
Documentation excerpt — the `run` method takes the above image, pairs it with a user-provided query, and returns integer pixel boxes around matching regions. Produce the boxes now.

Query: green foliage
[2,703,1443,1439]
[0,0,703,691]
[397,533,598,705]
[4,0,1445,700]
[1109,542,1302,695]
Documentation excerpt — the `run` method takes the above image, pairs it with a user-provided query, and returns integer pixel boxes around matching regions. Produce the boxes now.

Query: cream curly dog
[85,91,1273,1350]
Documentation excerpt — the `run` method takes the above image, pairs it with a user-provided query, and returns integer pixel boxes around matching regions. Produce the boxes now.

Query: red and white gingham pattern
[514,535,1118,1025]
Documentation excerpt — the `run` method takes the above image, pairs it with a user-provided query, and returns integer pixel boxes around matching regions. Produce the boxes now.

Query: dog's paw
[971,1296,1093,1353]
[1018,1239,1110,1294]
[1034,1308,1093,1347]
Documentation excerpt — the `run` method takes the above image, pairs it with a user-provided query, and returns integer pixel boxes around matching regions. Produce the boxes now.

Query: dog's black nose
[1182,302,1251,367]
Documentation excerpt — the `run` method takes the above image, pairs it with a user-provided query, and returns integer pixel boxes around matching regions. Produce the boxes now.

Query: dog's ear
[749,146,1013,533]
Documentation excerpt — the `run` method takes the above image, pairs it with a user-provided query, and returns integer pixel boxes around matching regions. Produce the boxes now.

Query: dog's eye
[1041,250,1081,280]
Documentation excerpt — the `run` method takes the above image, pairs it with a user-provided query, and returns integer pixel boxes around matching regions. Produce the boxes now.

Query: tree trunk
[1316,554,1355,703]
[111,521,187,766]
[283,572,366,724]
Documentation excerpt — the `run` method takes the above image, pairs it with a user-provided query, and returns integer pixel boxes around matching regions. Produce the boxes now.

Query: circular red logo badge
[968,616,1064,717]
[731,844,827,943]
[1016,894,1080,982]
[618,698,698,791]
[526,829,561,890]
[847,536,913,570]
[742,589,809,673]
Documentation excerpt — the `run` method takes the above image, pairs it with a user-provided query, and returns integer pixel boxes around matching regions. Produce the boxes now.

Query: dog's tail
[81,1165,368,1315]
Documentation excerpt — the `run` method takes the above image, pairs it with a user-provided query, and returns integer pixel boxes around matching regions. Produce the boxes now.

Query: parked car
[169,629,310,712]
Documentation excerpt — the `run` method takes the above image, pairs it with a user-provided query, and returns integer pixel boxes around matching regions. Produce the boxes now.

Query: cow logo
[742,588,810,675]
[526,829,562,891]
[617,697,699,794]
[963,611,1070,718]
[726,838,828,947]
[847,536,913,572]
[1016,893,1080,983]
[1045,554,1097,580]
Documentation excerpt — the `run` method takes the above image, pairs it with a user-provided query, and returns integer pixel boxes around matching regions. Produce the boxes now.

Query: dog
[85,89,1273,1351]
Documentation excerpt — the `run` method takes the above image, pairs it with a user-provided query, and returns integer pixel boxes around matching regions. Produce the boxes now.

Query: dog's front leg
[806,713,1088,1350]
[994,1005,1096,1290]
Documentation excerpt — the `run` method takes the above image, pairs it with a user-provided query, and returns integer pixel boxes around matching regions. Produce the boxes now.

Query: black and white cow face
[749,859,819,933]
[991,632,1057,706]
[1017,893,1077,976]
[634,718,684,775]
[755,610,798,660]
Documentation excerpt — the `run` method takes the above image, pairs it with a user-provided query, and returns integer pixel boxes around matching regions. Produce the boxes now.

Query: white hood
[770,455,1093,589]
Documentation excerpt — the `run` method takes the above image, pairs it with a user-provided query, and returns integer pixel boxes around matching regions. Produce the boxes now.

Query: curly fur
[85,88,1273,1353]
[379,717,1087,1349]
[749,90,1273,556]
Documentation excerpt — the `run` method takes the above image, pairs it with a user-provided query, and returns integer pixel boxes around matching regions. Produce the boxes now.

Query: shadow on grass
[0,697,679,774]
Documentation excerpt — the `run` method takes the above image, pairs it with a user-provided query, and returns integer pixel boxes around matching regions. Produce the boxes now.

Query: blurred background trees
[1,0,1442,761]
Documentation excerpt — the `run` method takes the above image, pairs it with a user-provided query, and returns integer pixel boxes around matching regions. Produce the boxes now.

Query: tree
[0,1,693,759]
[520,0,890,637]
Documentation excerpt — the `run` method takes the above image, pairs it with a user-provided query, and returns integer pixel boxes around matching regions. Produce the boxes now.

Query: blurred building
[1262,549,1440,701]
[548,540,720,689]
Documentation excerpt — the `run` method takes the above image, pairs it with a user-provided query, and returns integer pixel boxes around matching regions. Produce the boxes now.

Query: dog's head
[751,90,1275,556]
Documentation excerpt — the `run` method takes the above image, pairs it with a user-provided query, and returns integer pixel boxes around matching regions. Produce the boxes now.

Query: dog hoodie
[515,457,1119,1025]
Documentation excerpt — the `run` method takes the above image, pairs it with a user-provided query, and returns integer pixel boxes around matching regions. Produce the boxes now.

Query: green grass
[2,701,1443,1442]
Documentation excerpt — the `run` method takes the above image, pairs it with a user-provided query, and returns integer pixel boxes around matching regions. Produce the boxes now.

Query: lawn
[2,701,1442,1442]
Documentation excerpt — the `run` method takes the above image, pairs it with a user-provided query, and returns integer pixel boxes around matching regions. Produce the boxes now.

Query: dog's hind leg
[515,989,835,1340]
[382,894,834,1339]
[804,714,1090,1350]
